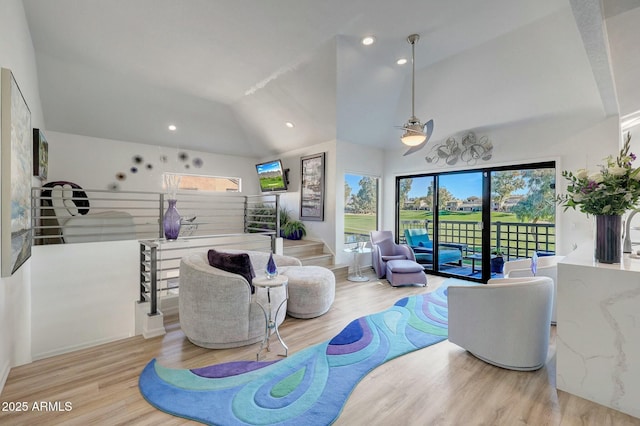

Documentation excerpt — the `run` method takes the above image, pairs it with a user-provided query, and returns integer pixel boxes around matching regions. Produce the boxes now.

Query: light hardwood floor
[1,271,639,426]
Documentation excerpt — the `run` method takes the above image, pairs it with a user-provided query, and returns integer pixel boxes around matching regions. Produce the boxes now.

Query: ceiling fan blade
[403,139,427,156]
[403,118,434,156]
[424,119,434,139]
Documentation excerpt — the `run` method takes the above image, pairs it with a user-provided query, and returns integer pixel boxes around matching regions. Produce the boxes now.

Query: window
[344,173,379,243]
[163,173,240,192]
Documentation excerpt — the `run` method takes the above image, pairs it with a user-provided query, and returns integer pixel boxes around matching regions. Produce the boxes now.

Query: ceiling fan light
[401,131,427,146]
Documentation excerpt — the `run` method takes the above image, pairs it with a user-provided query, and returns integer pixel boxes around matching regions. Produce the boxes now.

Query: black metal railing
[399,219,555,260]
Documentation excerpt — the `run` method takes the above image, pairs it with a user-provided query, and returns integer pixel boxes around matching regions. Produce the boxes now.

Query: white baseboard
[32,333,133,362]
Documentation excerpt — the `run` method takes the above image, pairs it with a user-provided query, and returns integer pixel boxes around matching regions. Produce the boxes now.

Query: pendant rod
[407,34,420,119]
[411,39,415,117]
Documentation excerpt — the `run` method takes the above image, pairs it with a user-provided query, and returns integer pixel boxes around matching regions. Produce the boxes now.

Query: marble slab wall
[557,245,640,419]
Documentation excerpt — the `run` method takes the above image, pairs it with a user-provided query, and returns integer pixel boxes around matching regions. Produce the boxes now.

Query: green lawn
[345,210,525,233]
[398,209,524,223]
[344,213,377,235]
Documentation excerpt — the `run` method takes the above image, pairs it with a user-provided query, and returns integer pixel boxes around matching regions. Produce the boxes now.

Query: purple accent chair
[369,230,416,278]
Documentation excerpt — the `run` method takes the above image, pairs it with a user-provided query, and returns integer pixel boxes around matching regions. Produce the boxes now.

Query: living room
[1,0,640,424]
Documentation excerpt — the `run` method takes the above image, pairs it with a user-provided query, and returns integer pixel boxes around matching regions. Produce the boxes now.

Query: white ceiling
[21,0,640,158]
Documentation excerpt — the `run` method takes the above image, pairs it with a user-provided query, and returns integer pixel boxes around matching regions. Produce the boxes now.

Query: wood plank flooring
[1,271,639,425]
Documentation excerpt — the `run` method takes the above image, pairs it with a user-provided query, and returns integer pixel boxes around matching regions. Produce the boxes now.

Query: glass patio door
[397,176,436,273]
[436,172,485,279]
[396,161,556,282]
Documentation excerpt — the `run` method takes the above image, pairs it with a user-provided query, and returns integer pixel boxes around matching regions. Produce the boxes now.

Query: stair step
[327,263,349,281]
[283,241,325,258]
[300,253,333,267]
[282,239,347,281]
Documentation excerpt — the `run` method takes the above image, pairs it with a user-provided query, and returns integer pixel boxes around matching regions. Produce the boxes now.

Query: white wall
[30,241,139,360]
[266,140,338,254]
[44,131,260,194]
[0,0,46,387]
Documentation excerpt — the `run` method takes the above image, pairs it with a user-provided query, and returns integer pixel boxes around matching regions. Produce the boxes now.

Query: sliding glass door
[397,176,436,272]
[396,162,555,282]
[437,172,484,278]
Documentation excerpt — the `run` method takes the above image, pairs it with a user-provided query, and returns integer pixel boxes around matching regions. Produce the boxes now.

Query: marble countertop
[561,242,640,273]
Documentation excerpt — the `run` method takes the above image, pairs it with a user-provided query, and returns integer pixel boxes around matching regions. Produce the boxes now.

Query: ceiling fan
[398,34,434,156]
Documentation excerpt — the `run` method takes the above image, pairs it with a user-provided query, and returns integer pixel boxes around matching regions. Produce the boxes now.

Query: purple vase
[163,199,181,240]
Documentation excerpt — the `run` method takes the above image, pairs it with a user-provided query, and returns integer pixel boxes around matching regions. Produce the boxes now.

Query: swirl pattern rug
[139,279,474,425]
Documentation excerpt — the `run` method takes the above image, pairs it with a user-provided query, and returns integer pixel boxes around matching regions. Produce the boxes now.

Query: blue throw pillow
[410,233,430,246]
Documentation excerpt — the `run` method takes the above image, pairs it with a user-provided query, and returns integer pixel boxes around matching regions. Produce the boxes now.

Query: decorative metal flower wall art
[424,131,493,166]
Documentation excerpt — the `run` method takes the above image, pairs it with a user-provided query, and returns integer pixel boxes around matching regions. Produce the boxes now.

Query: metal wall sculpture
[424,132,493,166]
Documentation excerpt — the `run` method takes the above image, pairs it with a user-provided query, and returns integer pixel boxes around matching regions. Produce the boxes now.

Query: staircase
[282,239,349,281]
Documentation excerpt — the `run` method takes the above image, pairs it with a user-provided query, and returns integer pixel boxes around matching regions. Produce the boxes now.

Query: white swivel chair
[503,255,564,324]
[447,276,553,371]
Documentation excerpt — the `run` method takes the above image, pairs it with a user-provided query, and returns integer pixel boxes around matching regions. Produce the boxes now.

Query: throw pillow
[410,233,431,246]
[207,249,256,293]
[376,238,395,256]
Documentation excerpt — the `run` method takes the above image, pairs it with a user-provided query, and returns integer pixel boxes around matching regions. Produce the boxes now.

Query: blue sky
[409,174,484,199]
[344,173,483,200]
[256,160,283,174]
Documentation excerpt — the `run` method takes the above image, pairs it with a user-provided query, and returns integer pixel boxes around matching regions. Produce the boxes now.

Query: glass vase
[595,215,622,264]
[265,252,278,279]
[163,199,181,240]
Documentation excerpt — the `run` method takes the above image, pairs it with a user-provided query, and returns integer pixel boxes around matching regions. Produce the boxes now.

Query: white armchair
[447,276,553,371]
[503,255,564,324]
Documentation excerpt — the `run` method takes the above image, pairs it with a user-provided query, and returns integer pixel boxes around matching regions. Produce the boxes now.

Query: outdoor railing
[399,219,555,260]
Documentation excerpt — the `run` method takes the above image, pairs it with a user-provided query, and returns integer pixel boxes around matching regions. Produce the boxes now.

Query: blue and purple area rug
[138,279,474,425]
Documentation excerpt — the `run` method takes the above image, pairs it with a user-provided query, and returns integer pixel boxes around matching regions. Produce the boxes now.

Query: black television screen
[256,159,288,192]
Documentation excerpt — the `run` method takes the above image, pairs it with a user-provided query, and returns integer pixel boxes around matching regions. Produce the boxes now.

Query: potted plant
[279,207,291,229]
[491,249,504,273]
[281,219,306,240]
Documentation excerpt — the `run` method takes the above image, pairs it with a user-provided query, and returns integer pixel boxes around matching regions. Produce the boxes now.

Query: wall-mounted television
[256,159,288,192]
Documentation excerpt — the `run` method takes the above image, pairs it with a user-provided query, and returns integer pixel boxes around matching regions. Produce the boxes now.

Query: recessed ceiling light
[361,36,375,46]
[396,58,408,65]
[285,122,295,128]
[168,124,177,131]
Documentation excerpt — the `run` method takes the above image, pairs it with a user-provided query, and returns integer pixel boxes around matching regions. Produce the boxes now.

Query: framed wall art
[33,128,48,180]
[1,68,32,277]
[300,152,325,221]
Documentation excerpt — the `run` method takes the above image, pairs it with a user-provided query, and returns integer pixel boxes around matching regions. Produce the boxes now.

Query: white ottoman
[281,266,336,319]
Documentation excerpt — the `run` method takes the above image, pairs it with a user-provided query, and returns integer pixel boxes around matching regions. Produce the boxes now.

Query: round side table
[344,247,372,282]
[253,275,289,360]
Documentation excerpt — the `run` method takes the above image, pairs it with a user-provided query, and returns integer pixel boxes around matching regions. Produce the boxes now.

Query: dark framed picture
[300,152,325,221]
[33,128,48,180]
[1,68,32,277]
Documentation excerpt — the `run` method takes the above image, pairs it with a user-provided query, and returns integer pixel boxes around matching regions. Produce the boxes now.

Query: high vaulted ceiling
[21,0,640,158]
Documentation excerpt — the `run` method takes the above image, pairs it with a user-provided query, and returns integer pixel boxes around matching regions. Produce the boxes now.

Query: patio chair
[403,229,464,266]
[369,230,415,278]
